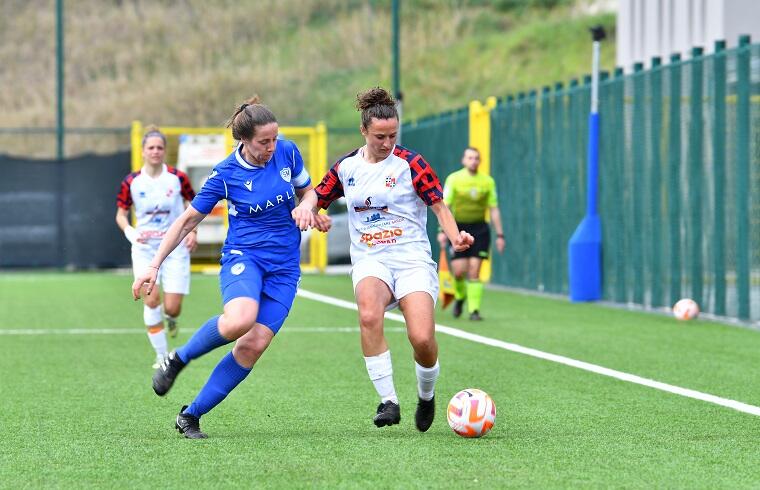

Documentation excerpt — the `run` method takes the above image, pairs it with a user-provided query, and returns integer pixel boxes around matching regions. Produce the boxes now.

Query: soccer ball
[447,388,496,438]
[673,298,699,320]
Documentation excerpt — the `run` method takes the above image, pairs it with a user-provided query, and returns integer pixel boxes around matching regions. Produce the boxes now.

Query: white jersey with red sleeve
[315,145,443,267]
[116,164,196,253]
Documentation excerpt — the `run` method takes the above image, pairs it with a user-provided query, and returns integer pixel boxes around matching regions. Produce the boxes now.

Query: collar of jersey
[359,145,394,165]
[235,143,268,170]
[140,163,167,178]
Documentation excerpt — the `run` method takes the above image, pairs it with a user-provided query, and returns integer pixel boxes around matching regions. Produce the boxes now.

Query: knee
[164,304,181,318]
[358,307,384,330]
[408,333,437,354]
[233,335,268,363]
[143,296,161,309]
[220,314,256,339]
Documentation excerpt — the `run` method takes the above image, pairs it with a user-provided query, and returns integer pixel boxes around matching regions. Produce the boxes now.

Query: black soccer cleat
[452,299,464,318]
[152,350,186,396]
[469,310,483,321]
[373,400,401,427]
[175,405,207,439]
[415,396,435,432]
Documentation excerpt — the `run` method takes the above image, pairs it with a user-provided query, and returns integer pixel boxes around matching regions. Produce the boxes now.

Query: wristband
[497,234,504,238]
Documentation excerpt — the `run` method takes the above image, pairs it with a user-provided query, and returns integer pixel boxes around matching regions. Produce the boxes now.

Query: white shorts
[351,258,439,311]
[132,245,190,295]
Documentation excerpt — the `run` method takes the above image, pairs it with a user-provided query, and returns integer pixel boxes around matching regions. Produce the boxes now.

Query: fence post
[540,86,552,291]
[667,53,682,305]
[632,62,645,305]
[735,35,751,319]
[527,90,539,290]
[688,47,705,306]
[712,40,727,316]
[611,67,626,303]
[649,57,663,307]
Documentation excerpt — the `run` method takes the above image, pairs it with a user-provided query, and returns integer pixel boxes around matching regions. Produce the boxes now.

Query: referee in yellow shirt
[437,147,504,320]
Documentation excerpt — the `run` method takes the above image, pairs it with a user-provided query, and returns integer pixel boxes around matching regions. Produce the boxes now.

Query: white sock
[364,350,398,404]
[147,328,168,358]
[415,360,440,401]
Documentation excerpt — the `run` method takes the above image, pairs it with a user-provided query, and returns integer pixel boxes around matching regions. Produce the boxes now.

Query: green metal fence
[402,107,470,260]
[488,38,760,321]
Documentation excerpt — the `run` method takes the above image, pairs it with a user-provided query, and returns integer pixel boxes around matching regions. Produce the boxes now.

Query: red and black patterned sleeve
[169,167,196,201]
[315,149,359,209]
[315,162,344,209]
[395,147,443,206]
[116,172,137,210]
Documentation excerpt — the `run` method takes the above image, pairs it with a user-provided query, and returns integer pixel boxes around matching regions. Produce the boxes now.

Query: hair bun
[356,87,395,111]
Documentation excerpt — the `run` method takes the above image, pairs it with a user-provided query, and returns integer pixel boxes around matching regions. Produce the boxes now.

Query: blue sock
[184,352,252,418]
[176,315,230,363]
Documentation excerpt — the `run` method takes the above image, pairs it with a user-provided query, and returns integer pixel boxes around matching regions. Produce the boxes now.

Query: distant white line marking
[296,288,760,417]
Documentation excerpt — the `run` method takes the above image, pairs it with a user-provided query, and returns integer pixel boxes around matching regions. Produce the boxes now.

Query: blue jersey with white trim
[191,138,311,258]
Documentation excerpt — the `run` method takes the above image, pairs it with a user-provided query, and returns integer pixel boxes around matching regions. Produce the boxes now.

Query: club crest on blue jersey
[280,168,291,182]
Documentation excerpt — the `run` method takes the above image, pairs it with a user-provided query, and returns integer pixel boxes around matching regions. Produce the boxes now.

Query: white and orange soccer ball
[672,298,699,320]
[446,388,496,438]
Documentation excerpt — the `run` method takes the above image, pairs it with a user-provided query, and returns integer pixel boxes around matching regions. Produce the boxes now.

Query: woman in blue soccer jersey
[131,96,330,439]
[314,87,473,432]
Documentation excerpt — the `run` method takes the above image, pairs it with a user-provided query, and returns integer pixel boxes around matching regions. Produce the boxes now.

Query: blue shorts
[219,252,300,334]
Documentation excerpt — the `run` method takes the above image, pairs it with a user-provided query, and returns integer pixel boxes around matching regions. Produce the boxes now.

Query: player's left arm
[409,153,473,252]
[431,201,473,252]
[182,202,198,252]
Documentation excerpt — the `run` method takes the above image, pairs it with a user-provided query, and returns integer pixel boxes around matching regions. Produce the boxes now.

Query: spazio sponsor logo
[360,228,403,246]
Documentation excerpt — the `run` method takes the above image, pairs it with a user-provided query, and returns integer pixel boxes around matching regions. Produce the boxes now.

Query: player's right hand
[132,267,158,300]
[313,213,332,232]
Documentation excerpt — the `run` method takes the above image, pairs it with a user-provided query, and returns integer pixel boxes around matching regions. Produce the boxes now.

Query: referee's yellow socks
[454,277,467,301]
[466,280,484,313]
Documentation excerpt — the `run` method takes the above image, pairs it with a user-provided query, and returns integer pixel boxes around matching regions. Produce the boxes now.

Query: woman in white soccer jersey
[315,87,473,432]
[116,126,197,368]
[132,97,329,439]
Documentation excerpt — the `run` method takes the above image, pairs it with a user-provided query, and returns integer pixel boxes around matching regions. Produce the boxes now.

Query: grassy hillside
[0,0,616,157]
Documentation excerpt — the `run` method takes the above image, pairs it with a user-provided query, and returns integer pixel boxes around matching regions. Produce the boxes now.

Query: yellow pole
[130,120,143,173]
[314,122,328,271]
[468,97,497,282]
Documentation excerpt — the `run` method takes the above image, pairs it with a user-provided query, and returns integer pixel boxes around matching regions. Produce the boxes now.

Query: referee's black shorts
[451,221,490,260]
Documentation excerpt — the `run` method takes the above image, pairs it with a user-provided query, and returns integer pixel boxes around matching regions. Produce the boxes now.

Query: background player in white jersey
[315,87,473,432]
[116,126,197,368]
[132,97,329,439]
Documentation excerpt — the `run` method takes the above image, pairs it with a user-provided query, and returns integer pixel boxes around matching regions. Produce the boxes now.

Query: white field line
[296,288,760,417]
[0,326,406,335]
